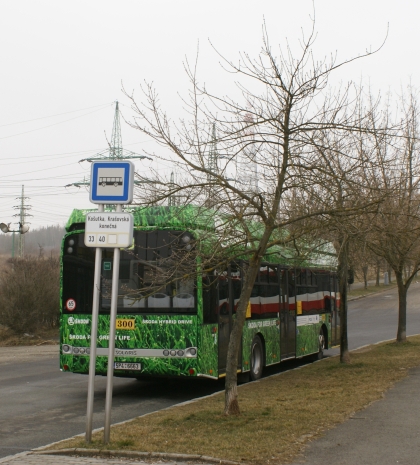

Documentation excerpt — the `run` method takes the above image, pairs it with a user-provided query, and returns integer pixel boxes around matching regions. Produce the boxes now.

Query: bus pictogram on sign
[99,177,123,187]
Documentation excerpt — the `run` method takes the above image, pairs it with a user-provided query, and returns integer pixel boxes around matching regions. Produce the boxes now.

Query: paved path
[290,365,420,465]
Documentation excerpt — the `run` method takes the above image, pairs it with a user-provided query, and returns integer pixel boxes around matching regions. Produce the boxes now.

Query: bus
[60,205,340,381]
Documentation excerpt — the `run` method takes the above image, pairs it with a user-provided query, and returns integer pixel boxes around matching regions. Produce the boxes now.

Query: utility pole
[13,185,32,257]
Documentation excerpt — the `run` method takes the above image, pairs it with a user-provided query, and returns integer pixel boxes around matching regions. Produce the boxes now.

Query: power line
[0,106,111,141]
[0,102,113,128]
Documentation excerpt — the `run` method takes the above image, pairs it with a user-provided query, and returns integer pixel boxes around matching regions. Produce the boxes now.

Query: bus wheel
[314,328,326,361]
[250,335,264,381]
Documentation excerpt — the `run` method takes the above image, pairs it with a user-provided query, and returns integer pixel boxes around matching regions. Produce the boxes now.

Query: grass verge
[348,283,396,300]
[47,336,420,465]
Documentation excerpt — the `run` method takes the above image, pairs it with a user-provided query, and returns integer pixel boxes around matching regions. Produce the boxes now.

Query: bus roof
[65,205,337,269]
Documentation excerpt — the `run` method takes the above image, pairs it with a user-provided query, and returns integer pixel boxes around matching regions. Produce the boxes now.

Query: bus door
[280,269,296,359]
[218,274,231,374]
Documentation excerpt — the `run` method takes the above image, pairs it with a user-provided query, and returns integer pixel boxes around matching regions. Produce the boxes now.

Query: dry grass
[48,336,420,464]
[0,325,58,346]
[348,283,396,300]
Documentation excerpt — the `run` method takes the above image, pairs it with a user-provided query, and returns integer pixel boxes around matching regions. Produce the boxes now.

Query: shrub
[0,257,60,334]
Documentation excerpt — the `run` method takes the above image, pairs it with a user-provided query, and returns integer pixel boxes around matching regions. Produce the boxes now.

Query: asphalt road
[0,353,221,458]
[1,283,419,458]
[326,281,420,357]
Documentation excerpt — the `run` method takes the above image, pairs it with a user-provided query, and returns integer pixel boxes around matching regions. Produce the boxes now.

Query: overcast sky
[0,1,418,232]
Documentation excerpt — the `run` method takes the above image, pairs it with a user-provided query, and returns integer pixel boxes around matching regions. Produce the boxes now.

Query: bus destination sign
[84,212,134,248]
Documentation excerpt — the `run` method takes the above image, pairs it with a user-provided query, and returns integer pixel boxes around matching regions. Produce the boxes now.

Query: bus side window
[317,271,332,311]
[288,270,295,298]
[203,276,217,324]
[232,278,241,314]
[218,277,229,315]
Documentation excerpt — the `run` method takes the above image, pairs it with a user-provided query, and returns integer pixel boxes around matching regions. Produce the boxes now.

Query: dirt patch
[0,344,58,365]
[0,325,58,347]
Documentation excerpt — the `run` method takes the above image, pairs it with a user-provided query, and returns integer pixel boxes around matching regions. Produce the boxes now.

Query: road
[1,283,419,458]
[0,350,221,458]
[326,281,420,357]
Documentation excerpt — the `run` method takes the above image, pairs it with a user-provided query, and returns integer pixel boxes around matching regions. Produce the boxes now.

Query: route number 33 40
[87,235,106,243]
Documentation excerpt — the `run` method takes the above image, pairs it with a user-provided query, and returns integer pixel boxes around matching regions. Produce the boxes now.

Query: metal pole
[104,204,122,443]
[85,204,104,442]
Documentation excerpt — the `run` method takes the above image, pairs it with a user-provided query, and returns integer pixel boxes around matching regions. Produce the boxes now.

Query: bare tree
[126,21,384,413]
[365,88,420,342]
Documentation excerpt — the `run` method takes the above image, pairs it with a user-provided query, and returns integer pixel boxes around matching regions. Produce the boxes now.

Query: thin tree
[126,21,384,413]
[365,88,420,342]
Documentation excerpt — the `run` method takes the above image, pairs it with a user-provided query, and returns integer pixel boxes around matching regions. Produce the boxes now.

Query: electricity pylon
[207,123,219,182]
[65,101,151,188]
[205,123,219,207]
[13,185,32,257]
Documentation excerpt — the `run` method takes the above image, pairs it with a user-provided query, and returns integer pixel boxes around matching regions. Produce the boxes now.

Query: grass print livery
[60,205,340,380]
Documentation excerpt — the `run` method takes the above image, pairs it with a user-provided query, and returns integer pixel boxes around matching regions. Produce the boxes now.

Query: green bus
[60,205,340,381]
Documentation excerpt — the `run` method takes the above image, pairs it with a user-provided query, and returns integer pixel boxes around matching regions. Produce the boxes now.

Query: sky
[0,0,418,231]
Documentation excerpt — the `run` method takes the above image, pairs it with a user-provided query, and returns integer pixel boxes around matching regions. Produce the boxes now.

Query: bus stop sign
[89,161,134,204]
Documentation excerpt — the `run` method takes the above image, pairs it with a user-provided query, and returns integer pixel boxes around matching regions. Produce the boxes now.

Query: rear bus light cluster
[163,348,197,357]
[62,345,197,358]
[62,344,89,354]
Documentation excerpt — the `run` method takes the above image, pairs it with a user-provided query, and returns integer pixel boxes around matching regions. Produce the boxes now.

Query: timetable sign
[89,161,134,204]
[84,212,134,248]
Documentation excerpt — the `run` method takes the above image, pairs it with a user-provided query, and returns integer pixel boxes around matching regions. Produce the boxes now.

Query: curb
[31,448,242,465]
[0,452,31,464]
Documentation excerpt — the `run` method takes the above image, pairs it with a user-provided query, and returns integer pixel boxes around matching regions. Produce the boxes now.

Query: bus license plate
[114,362,141,371]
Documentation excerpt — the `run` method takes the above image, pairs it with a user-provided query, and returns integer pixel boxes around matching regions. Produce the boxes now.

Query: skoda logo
[68,317,75,326]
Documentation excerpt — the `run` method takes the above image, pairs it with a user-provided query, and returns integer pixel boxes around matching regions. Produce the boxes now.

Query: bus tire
[250,335,264,381]
[313,327,326,361]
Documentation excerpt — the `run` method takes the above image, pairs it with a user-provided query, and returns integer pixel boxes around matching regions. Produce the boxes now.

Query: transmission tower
[236,111,258,193]
[169,171,176,206]
[109,101,123,159]
[13,185,32,257]
[65,101,152,189]
[207,123,219,182]
[205,123,220,207]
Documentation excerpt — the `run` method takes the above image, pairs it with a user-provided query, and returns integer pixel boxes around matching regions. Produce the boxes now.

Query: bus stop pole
[85,204,104,442]
[104,204,122,443]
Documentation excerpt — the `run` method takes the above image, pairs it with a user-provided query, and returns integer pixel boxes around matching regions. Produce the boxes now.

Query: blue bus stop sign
[89,161,134,204]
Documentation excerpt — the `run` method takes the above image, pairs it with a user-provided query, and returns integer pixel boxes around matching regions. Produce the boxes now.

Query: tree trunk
[395,271,407,343]
[224,216,277,415]
[224,251,265,415]
[375,259,380,287]
[337,236,350,364]
[362,265,368,289]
